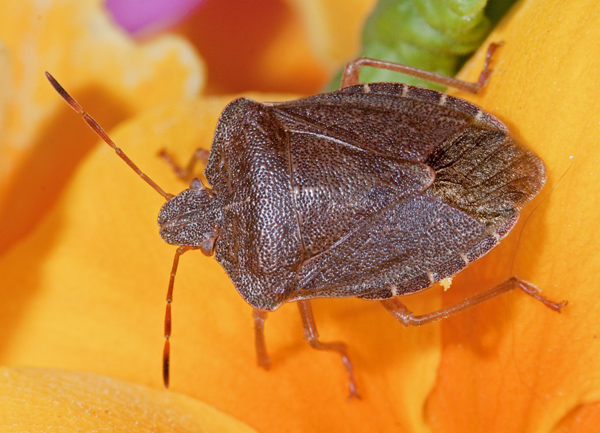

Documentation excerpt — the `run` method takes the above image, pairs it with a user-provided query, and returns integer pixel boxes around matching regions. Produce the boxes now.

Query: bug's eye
[190,177,205,190]
[158,188,221,248]
[199,232,218,256]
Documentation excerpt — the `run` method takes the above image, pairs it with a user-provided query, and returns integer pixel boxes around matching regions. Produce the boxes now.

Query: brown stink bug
[45,42,566,399]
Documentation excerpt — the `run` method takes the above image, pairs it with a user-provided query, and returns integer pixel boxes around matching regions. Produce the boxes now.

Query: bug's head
[158,178,221,256]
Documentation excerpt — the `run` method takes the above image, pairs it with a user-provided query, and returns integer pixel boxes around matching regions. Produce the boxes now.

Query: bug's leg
[163,245,193,388]
[380,277,567,326]
[252,309,271,369]
[341,42,501,93]
[158,148,210,180]
[297,300,360,400]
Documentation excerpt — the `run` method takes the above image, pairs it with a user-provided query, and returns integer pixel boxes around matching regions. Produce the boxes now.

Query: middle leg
[297,300,360,400]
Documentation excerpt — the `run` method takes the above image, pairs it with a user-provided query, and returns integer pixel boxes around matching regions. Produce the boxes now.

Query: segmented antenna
[163,245,192,387]
[44,72,173,200]
[46,72,187,388]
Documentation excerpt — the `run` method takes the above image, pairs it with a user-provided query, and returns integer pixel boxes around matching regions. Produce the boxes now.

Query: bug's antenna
[45,72,173,201]
[163,245,192,388]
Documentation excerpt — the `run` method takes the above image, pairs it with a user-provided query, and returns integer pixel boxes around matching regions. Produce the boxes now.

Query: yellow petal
[4,0,598,432]
[427,0,600,431]
[0,367,258,432]
[175,0,329,94]
[0,0,204,253]
[286,0,378,68]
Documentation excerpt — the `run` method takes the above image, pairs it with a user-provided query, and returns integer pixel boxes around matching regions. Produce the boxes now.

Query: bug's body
[46,44,564,397]
[159,82,545,311]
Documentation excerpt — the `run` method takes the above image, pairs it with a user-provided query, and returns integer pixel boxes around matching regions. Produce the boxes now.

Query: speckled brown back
[203,83,545,310]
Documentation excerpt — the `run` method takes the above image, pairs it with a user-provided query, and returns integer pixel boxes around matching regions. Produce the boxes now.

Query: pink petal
[106,0,206,36]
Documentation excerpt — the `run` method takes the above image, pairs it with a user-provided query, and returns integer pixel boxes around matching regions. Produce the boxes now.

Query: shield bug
[45,42,566,399]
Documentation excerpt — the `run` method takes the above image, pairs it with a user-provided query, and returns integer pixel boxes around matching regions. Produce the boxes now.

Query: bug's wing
[268,88,486,300]
[269,86,476,260]
[291,194,494,300]
[269,83,476,162]
[285,130,435,258]
[269,84,543,300]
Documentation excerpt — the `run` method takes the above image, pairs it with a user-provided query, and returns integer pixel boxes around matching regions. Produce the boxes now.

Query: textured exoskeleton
[158,82,545,311]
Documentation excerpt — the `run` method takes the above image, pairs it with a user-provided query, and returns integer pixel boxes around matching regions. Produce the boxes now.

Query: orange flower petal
[173,0,374,94]
[553,401,600,433]
[3,0,598,432]
[0,366,258,432]
[426,0,600,431]
[0,0,204,253]
[174,0,328,95]
[286,0,378,68]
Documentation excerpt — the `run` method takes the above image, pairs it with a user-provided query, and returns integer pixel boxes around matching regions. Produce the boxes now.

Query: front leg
[158,148,210,181]
[252,308,271,370]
